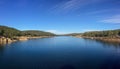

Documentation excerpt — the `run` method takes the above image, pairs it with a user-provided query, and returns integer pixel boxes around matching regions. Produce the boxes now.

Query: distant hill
[64,33,82,36]
[82,29,120,37]
[68,29,120,38]
[0,25,55,38]
[21,30,55,36]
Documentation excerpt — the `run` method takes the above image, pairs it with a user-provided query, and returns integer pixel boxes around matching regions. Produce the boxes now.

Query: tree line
[82,29,120,38]
[0,25,55,38]
[66,29,120,38]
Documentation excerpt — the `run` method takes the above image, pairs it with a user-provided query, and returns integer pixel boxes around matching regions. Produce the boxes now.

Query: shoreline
[0,36,54,45]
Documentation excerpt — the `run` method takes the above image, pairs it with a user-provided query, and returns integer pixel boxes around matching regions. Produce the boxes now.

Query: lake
[0,36,120,69]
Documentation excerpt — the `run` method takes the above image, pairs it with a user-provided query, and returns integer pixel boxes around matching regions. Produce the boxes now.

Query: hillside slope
[0,25,55,38]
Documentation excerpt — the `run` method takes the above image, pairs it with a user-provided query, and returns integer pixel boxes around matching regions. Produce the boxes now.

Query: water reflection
[0,42,7,46]
[0,37,120,69]
[0,41,12,46]
[83,38,120,49]
[100,56,120,69]
[0,42,13,58]
[60,65,75,69]
[0,46,4,53]
[0,45,5,60]
[95,40,120,48]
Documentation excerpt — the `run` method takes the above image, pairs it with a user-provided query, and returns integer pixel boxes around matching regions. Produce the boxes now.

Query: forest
[67,29,120,38]
[0,25,55,38]
[82,29,120,38]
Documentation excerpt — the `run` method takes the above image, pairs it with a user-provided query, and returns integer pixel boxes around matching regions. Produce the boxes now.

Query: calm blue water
[0,36,120,69]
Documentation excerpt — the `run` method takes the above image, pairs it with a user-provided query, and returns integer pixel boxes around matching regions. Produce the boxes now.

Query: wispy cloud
[101,15,120,24]
[51,0,103,13]
[87,9,120,15]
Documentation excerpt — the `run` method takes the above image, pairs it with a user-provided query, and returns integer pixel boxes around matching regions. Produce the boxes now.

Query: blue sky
[0,0,120,34]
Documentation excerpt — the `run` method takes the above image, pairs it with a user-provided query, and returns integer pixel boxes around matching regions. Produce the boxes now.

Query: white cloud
[46,30,67,34]
[46,30,58,33]
[101,15,120,24]
[102,19,120,24]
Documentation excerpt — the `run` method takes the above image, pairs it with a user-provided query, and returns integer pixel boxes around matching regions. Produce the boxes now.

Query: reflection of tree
[83,38,120,49]
[95,40,120,49]
[0,45,5,59]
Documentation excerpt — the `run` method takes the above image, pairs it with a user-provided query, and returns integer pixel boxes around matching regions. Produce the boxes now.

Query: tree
[0,26,20,38]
